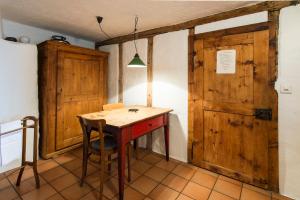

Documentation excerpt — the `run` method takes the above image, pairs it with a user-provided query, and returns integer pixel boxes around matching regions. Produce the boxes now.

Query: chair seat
[91,136,117,151]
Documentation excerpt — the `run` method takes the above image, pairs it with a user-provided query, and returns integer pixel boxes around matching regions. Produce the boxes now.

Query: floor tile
[135,148,149,159]
[218,175,241,186]
[144,166,169,182]
[172,164,196,180]
[0,149,293,200]
[149,184,179,200]
[214,179,242,199]
[37,159,53,166]
[176,194,194,200]
[131,160,152,174]
[13,176,46,195]
[21,184,57,200]
[84,171,110,189]
[60,183,92,200]
[191,170,217,189]
[155,159,178,172]
[0,178,11,189]
[209,191,235,200]
[72,164,98,178]
[71,147,84,158]
[50,173,79,191]
[48,193,65,200]
[0,186,19,200]
[130,175,159,195]
[142,153,163,165]
[0,173,6,181]
[54,153,77,164]
[123,169,141,184]
[63,159,82,171]
[40,166,68,182]
[123,186,145,200]
[182,181,211,200]
[102,178,123,199]
[8,168,34,183]
[37,160,59,173]
[241,187,271,200]
[161,173,188,192]
[243,183,271,196]
[80,190,109,200]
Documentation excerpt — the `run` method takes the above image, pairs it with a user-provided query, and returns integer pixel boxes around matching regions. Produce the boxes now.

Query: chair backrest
[78,116,106,142]
[103,103,124,111]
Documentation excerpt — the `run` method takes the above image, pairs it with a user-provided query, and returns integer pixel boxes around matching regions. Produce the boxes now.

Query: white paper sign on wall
[216,49,236,74]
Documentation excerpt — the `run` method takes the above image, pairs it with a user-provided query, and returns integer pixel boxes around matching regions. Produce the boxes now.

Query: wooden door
[189,23,278,190]
[56,51,106,150]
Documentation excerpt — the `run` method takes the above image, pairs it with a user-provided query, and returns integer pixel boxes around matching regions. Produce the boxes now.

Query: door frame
[187,21,279,191]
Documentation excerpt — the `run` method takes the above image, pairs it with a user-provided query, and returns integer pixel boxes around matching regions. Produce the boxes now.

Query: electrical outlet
[280,84,292,94]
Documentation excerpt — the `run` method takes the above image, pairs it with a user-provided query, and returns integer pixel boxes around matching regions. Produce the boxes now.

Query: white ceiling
[0,0,258,41]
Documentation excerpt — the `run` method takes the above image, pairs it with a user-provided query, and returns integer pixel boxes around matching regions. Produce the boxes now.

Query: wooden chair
[78,117,131,200]
[102,103,139,158]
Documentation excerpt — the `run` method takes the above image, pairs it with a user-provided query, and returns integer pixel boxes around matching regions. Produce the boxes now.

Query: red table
[81,106,172,200]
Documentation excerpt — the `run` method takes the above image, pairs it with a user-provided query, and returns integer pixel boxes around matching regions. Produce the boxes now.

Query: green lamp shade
[128,53,146,68]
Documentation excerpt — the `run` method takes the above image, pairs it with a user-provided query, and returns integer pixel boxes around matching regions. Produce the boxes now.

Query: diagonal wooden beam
[96,1,298,47]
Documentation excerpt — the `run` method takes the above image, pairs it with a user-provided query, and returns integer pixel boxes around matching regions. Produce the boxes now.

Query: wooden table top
[80,106,173,128]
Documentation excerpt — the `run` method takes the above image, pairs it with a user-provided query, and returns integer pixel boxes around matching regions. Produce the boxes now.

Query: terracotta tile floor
[0,147,293,200]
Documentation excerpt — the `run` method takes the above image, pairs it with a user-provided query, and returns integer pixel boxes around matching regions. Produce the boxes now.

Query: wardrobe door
[56,51,105,150]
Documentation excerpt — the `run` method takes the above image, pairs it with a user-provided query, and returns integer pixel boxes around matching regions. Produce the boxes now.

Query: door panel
[203,111,255,177]
[56,52,104,150]
[190,27,276,189]
[204,45,254,104]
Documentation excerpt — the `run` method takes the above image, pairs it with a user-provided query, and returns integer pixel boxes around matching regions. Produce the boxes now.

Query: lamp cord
[98,23,112,39]
[133,16,138,54]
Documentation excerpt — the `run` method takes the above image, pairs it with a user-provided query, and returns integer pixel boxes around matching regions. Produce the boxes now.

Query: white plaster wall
[276,5,300,200]
[122,39,148,106]
[122,39,148,147]
[0,39,37,171]
[100,44,119,103]
[195,11,268,33]
[0,40,38,123]
[152,30,189,162]
[2,19,94,48]
[0,11,3,38]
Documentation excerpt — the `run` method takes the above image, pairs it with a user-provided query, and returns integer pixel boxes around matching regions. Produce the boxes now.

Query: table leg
[164,120,169,161]
[118,131,126,200]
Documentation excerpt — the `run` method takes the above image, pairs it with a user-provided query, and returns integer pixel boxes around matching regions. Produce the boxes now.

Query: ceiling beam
[96,1,298,47]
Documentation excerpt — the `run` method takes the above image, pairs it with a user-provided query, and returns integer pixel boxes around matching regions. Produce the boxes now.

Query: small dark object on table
[128,108,139,113]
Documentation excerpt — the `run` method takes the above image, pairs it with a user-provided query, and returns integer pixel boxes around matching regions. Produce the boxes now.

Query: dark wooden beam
[268,9,280,193]
[146,37,154,151]
[194,22,270,40]
[147,37,153,107]
[187,27,195,163]
[96,1,298,47]
[118,43,123,102]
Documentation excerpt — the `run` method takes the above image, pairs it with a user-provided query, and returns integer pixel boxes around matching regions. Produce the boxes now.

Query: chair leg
[80,143,88,186]
[133,139,138,159]
[99,153,105,200]
[127,144,131,182]
[107,154,112,173]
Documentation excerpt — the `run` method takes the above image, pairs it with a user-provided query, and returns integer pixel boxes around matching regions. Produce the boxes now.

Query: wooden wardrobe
[38,41,108,159]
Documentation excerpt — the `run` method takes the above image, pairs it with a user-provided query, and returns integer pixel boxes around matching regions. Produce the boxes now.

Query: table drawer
[132,115,164,139]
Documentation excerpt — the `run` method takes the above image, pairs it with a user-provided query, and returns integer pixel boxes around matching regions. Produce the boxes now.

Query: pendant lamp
[128,16,146,68]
